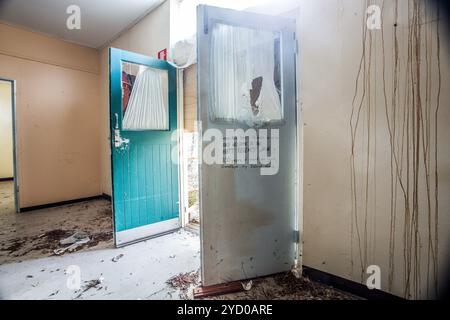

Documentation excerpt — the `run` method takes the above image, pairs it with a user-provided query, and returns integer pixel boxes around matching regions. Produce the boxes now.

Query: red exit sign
[158,48,167,61]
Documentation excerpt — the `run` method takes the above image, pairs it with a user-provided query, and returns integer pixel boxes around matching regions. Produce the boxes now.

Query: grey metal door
[197,5,298,286]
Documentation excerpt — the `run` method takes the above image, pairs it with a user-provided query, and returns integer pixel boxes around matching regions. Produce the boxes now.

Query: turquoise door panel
[109,48,179,239]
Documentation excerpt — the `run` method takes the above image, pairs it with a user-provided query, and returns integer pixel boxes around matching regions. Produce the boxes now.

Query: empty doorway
[0,78,18,213]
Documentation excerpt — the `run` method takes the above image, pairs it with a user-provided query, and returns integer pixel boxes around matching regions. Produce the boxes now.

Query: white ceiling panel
[0,0,165,48]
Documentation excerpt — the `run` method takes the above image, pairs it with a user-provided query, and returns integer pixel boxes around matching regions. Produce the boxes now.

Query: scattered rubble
[49,290,59,297]
[59,232,90,245]
[166,270,200,299]
[209,273,359,300]
[74,277,104,299]
[0,229,113,263]
[1,229,72,257]
[242,280,253,291]
[54,232,91,255]
[111,254,124,262]
[0,196,113,265]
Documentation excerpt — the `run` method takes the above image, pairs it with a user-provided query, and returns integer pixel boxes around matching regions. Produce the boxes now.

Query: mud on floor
[0,181,114,265]
[167,270,359,300]
[0,228,113,263]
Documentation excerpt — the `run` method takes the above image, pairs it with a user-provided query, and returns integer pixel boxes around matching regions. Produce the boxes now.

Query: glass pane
[210,23,282,126]
[121,61,169,130]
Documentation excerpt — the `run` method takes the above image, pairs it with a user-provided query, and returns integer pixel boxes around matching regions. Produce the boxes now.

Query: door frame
[108,48,184,247]
[0,77,20,213]
[176,68,189,228]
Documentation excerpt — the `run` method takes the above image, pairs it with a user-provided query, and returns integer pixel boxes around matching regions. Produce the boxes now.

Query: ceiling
[0,0,165,48]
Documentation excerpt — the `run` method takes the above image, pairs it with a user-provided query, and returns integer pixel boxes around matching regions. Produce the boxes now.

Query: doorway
[181,64,200,232]
[0,78,18,214]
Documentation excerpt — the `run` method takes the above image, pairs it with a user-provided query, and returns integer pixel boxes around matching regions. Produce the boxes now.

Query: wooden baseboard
[194,281,244,299]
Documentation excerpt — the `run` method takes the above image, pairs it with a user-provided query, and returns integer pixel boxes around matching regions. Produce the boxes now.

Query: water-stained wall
[298,0,450,299]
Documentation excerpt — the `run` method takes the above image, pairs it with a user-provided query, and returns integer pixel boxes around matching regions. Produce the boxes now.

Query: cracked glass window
[210,23,282,126]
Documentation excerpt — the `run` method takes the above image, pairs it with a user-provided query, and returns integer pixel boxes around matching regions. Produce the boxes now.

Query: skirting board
[302,266,403,300]
[20,194,111,212]
[193,268,403,300]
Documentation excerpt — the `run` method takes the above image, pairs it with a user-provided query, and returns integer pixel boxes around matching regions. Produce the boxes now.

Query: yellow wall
[0,23,101,208]
[99,0,171,195]
[0,80,13,179]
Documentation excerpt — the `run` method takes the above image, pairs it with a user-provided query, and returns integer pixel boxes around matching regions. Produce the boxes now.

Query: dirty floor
[0,229,201,299]
[0,182,358,300]
[167,270,358,300]
[0,181,113,264]
[0,228,357,300]
[209,273,359,300]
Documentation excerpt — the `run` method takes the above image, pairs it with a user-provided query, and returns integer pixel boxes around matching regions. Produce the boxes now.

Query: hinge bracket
[294,230,300,243]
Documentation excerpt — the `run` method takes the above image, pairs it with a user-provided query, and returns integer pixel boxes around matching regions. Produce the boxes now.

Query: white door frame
[0,77,20,213]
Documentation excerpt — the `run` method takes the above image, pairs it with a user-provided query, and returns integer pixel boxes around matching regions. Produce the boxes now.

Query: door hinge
[294,230,300,243]
[204,8,209,34]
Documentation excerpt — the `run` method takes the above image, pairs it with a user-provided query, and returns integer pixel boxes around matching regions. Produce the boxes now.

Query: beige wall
[99,0,171,195]
[298,0,450,299]
[0,80,13,179]
[183,64,197,132]
[0,23,101,208]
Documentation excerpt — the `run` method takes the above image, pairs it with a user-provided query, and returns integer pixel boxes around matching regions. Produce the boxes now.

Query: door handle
[113,113,130,149]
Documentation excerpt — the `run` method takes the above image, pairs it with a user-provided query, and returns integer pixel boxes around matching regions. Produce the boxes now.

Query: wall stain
[349,0,441,299]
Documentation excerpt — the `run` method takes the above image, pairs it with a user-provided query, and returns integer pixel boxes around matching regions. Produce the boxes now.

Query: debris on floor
[0,229,113,263]
[74,277,105,299]
[111,254,124,262]
[242,280,253,291]
[166,270,200,299]
[59,231,90,245]
[0,181,114,265]
[0,228,201,300]
[2,229,72,257]
[209,273,359,300]
[54,232,91,255]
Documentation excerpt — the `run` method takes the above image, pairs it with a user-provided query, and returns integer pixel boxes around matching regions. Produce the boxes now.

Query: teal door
[109,48,180,246]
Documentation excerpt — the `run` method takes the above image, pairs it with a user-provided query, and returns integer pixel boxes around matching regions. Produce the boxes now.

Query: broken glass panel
[210,23,282,126]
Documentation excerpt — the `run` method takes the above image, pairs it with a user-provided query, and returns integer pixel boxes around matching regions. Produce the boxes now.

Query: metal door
[197,5,298,286]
